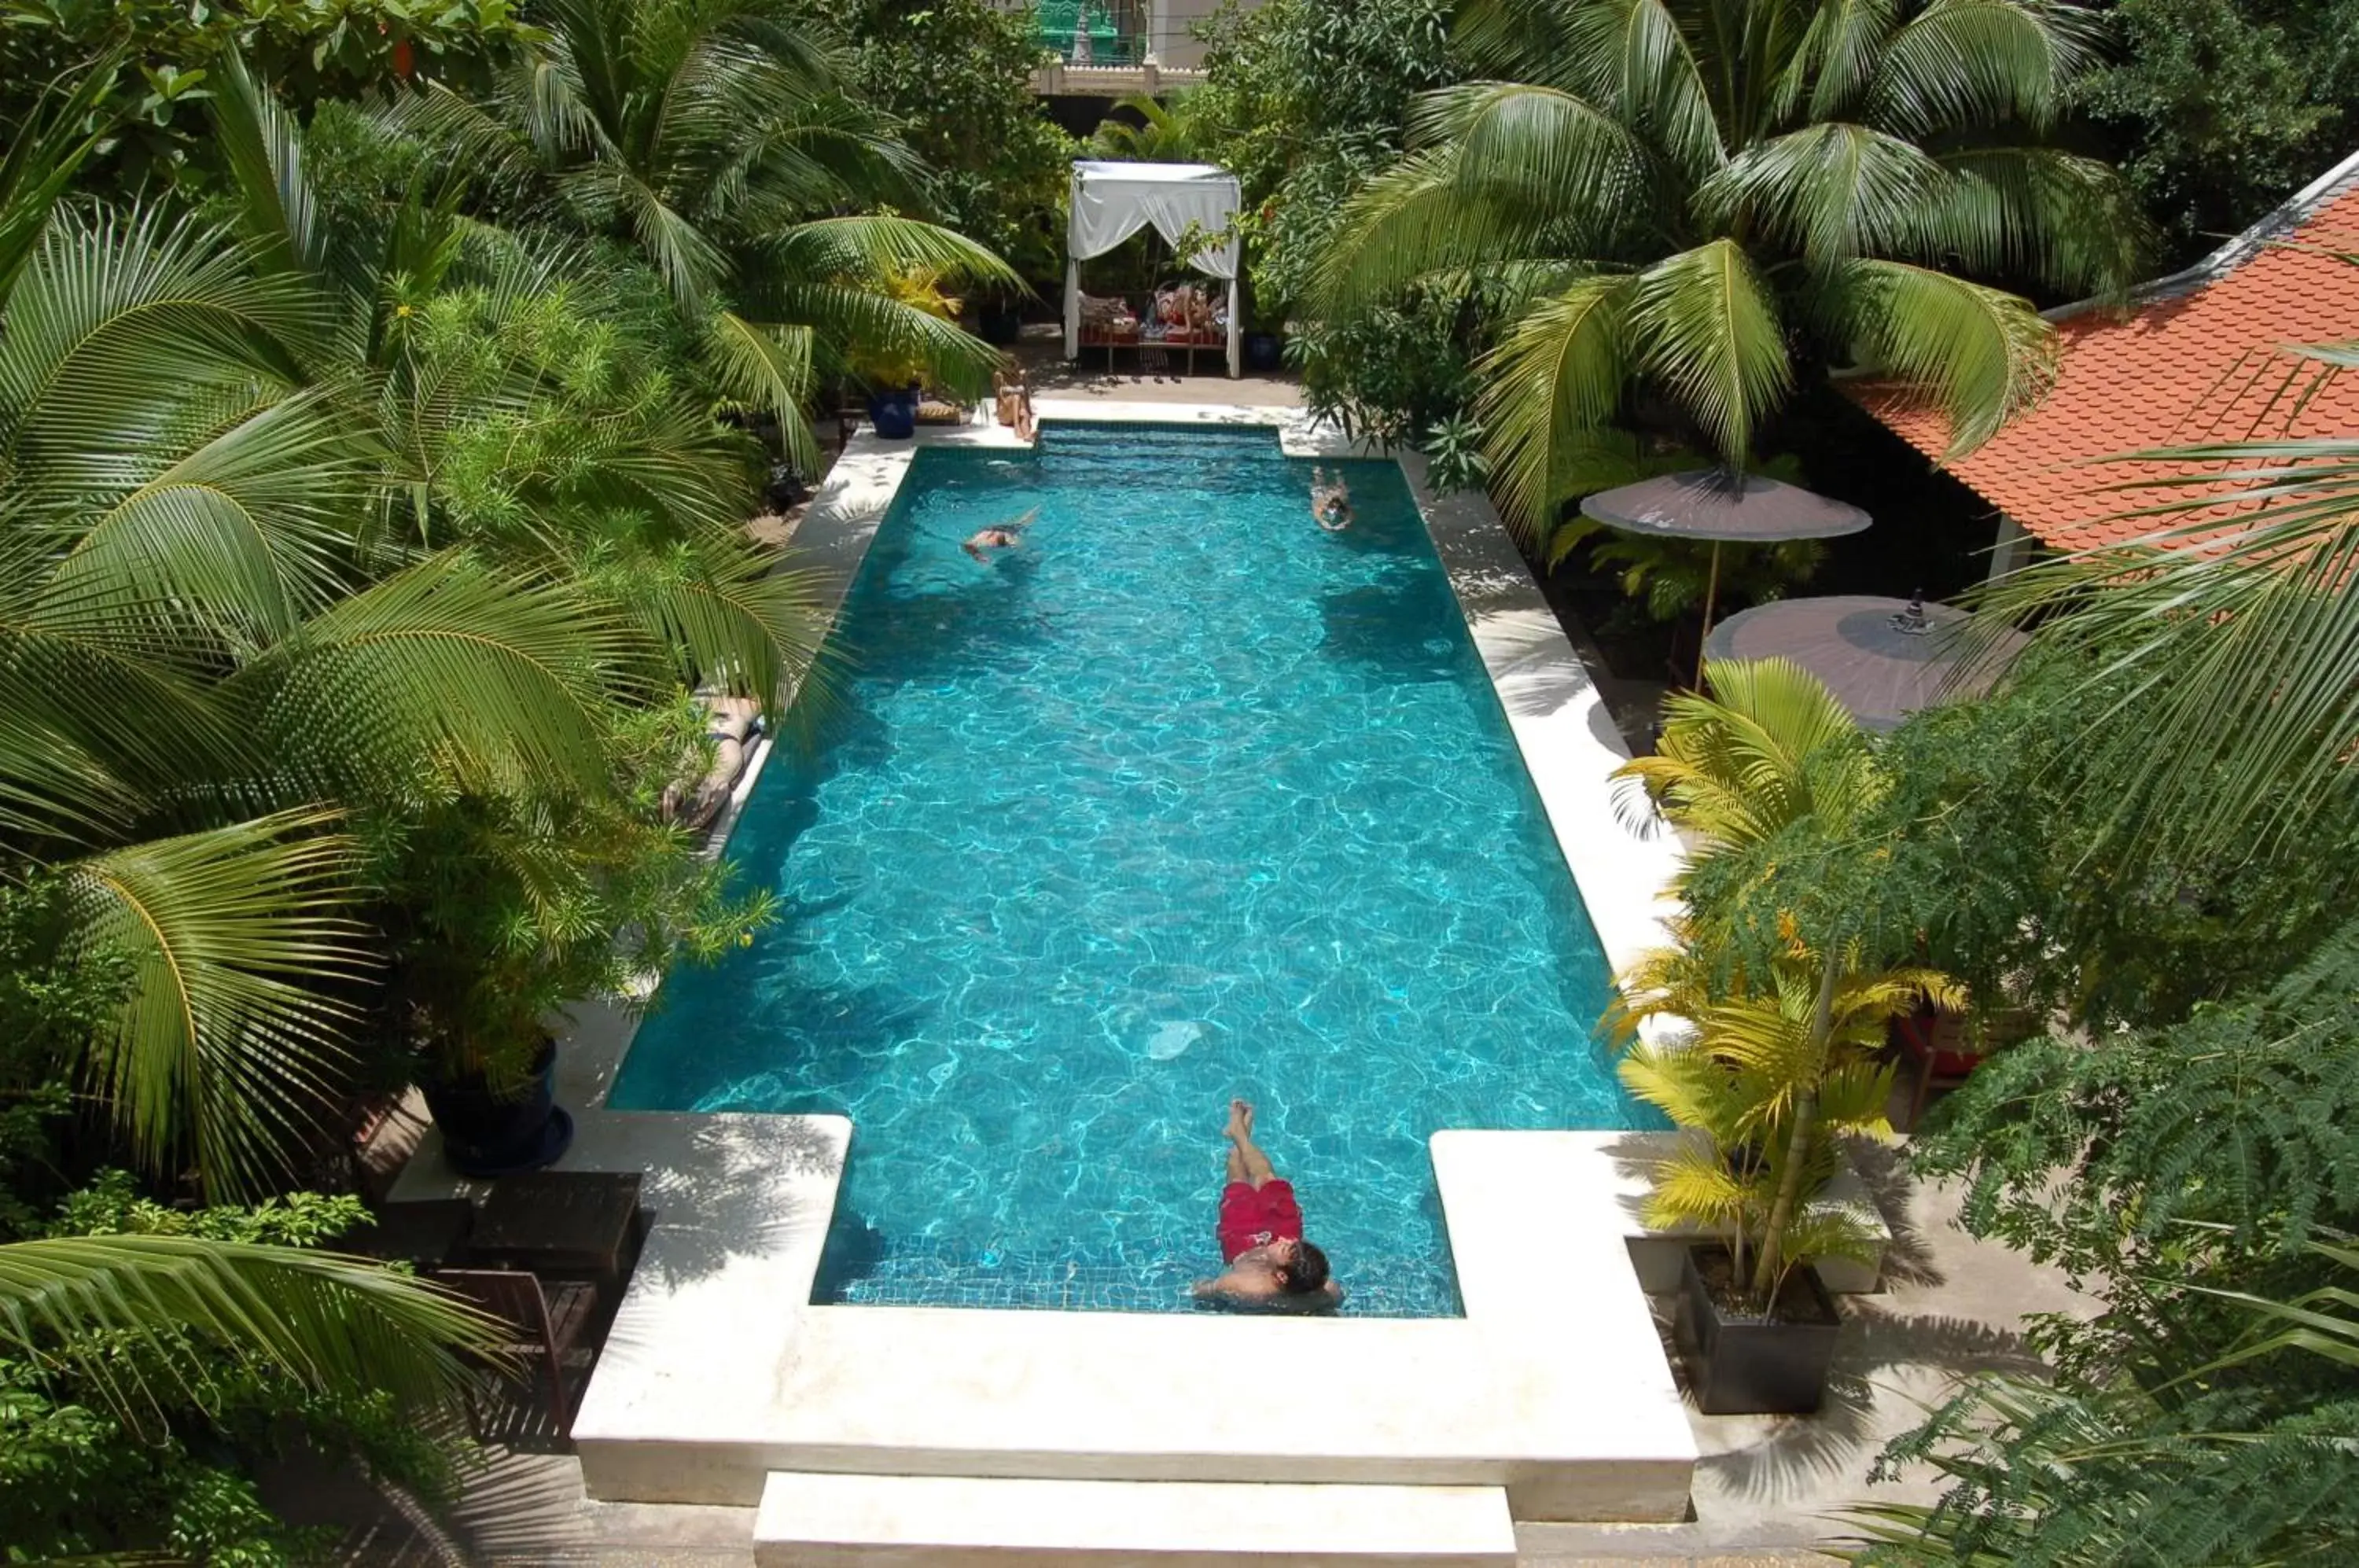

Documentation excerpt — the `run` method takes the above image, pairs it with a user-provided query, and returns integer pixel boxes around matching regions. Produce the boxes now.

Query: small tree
[1612,659,1959,1305]
[1614,920,1955,1303]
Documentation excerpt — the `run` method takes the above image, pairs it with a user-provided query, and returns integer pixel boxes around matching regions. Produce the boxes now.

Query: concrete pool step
[751,1471,1518,1566]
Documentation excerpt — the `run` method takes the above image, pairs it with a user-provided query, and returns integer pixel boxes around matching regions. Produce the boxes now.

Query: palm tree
[1614,653,1874,878]
[1090,93,1224,163]
[0,72,772,1196]
[1315,0,2148,532]
[1612,923,1949,1300]
[396,0,1021,466]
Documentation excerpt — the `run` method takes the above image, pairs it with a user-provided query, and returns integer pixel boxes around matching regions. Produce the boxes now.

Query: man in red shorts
[1191,1099,1341,1310]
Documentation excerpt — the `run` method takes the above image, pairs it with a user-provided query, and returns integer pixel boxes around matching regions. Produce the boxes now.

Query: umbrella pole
[1695,540,1722,690]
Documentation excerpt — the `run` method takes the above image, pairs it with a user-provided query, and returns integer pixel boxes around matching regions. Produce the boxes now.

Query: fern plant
[1843,1231,2359,1566]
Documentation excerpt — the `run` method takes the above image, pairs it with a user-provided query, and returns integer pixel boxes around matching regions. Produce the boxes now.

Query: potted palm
[848,266,963,440]
[1607,657,1958,1411]
[1613,926,1957,1412]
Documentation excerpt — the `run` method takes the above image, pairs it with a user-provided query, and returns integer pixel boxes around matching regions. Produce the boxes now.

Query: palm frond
[0,208,322,484]
[1925,145,2148,298]
[767,215,1023,292]
[1827,258,2054,456]
[0,1233,505,1418]
[1629,239,1792,466]
[702,313,819,471]
[32,388,367,642]
[1864,0,2096,137]
[1978,435,2359,854]
[0,59,117,303]
[1474,274,1638,536]
[231,554,637,801]
[68,810,371,1198]
[1696,122,1951,267]
[769,281,1004,399]
[209,51,329,281]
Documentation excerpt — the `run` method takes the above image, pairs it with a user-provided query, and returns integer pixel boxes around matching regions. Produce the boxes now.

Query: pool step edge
[750,1471,1518,1567]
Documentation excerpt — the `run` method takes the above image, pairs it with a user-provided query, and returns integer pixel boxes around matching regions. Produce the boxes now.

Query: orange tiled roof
[1857,174,2359,554]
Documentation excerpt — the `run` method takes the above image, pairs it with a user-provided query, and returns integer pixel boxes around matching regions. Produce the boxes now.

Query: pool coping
[396,399,1706,1525]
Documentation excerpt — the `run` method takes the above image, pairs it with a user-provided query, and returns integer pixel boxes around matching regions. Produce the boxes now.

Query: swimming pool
[609,423,1645,1316]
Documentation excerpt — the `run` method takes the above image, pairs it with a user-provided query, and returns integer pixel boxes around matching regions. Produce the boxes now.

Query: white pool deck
[393,399,1760,1539]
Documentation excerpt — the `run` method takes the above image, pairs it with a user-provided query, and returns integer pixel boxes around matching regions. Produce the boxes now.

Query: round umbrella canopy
[1702,594,2030,731]
[1579,469,1873,543]
[1579,469,1874,685]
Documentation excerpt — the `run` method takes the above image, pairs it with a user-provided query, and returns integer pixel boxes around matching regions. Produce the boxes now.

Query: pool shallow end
[521,1127,1698,1522]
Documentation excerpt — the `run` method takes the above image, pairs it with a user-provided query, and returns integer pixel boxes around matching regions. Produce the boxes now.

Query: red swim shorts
[1217,1179,1304,1262]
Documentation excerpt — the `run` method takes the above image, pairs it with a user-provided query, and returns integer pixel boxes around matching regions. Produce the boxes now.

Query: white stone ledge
[574,1128,1697,1524]
[753,1473,1518,1567]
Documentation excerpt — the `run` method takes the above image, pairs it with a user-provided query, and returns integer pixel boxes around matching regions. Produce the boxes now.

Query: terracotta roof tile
[1854,184,2359,553]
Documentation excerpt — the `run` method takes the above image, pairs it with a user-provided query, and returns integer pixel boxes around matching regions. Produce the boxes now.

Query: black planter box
[422,1037,574,1178]
[1672,1244,1841,1415]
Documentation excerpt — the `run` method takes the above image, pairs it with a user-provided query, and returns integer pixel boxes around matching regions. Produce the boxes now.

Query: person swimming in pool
[963,506,1039,561]
[1310,466,1352,532]
[1191,1099,1341,1311]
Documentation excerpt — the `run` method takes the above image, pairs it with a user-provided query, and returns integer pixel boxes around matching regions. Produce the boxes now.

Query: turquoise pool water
[609,423,1642,1316]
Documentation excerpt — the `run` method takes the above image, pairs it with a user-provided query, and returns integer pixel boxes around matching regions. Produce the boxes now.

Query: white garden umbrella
[1702,594,2029,730]
[1581,469,1872,686]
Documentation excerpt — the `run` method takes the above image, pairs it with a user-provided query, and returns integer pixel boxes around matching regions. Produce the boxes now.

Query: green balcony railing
[1034,0,1144,66]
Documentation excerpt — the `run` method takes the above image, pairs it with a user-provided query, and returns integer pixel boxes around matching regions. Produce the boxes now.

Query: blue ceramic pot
[867,386,920,440]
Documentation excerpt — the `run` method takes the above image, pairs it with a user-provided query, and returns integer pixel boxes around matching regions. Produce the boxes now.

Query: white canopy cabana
[1063,160,1242,378]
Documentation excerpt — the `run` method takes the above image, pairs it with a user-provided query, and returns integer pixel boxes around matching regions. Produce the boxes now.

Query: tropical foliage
[1974,328,2359,868]
[1,1180,503,1562]
[1184,0,1469,438]
[823,0,1075,283]
[1610,659,1958,1305]
[1314,0,2148,534]
[1846,923,2359,1563]
[1832,311,2359,1554]
[0,0,529,196]
[2080,0,2359,266]
[394,0,1020,464]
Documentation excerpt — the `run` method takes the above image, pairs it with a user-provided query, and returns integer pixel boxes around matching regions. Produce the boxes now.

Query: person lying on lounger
[1191,1099,1341,1312]
[1310,466,1352,532]
[963,507,1039,561]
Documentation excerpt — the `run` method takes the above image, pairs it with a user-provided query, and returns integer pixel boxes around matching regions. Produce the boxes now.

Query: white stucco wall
[1146,0,1253,67]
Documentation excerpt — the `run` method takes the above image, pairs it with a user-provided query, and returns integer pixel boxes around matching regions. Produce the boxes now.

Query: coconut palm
[206,54,829,709]
[0,73,734,1194]
[395,0,1021,466]
[1316,0,2148,532]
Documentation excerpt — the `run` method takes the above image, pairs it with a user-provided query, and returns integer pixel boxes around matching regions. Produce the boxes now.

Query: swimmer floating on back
[963,506,1040,561]
[1310,466,1353,532]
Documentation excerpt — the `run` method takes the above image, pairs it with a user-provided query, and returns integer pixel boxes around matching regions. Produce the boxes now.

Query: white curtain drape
[1063,160,1242,377]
